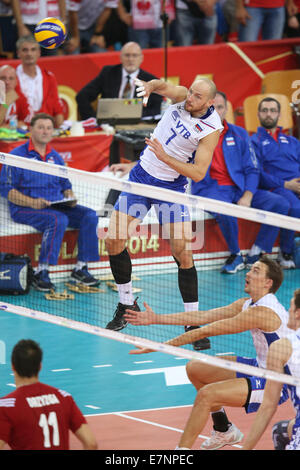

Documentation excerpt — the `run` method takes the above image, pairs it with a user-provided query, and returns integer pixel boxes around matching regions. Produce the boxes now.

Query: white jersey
[140,101,223,181]
[243,293,291,369]
[284,329,300,409]
[284,329,300,450]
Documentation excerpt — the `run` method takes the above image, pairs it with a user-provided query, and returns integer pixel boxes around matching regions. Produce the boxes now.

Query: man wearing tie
[76,41,163,120]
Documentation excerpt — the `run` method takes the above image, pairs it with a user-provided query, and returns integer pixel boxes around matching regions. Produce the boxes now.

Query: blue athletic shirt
[0,140,72,216]
[251,126,300,190]
[191,122,259,196]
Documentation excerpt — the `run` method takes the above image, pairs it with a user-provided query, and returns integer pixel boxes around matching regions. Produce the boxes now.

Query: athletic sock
[211,408,231,432]
[179,266,199,329]
[74,261,86,271]
[117,281,134,306]
[109,249,133,305]
[248,244,261,257]
[184,302,199,328]
[184,302,199,313]
[36,263,48,274]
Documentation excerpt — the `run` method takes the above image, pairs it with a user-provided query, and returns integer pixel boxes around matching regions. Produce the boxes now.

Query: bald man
[76,41,163,120]
[0,64,31,128]
[104,77,223,352]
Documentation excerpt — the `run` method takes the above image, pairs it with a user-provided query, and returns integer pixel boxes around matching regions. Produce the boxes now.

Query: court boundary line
[84,403,192,417]
[87,408,243,449]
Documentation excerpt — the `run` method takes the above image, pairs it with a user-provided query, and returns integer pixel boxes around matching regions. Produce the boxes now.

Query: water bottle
[9,115,18,130]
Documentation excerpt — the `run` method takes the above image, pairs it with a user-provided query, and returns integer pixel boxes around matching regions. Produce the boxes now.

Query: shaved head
[0,65,17,91]
[185,77,217,117]
[120,41,143,74]
[0,64,16,75]
[192,78,217,99]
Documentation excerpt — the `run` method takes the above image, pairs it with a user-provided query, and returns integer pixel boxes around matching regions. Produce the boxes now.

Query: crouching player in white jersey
[105,77,223,352]
[242,288,300,450]
[125,256,292,450]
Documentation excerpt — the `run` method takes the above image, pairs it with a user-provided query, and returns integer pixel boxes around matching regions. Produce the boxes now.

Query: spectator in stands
[0,64,31,128]
[0,0,18,57]
[221,0,239,41]
[117,0,175,49]
[0,339,98,450]
[235,0,294,41]
[285,0,300,37]
[0,113,100,292]
[15,35,64,128]
[191,91,291,274]
[65,0,120,54]
[11,0,66,56]
[175,0,217,46]
[76,41,163,120]
[251,96,300,270]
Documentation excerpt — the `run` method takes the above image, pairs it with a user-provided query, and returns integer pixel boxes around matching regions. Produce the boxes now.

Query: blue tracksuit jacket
[0,141,72,216]
[0,141,99,265]
[192,122,260,196]
[250,126,300,190]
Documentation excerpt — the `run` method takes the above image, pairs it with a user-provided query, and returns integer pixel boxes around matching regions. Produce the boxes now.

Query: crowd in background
[0,0,300,59]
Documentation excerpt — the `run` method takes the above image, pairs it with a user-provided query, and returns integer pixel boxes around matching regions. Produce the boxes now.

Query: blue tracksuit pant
[199,185,290,254]
[11,204,99,265]
[272,187,300,254]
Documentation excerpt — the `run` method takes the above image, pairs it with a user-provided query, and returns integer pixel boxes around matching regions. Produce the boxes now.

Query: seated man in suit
[76,41,163,120]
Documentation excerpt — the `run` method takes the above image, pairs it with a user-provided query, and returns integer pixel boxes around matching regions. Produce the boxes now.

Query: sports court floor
[0,268,298,450]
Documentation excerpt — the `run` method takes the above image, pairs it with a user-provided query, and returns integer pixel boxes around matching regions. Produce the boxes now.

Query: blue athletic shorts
[114,162,191,225]
[236,356,289,413]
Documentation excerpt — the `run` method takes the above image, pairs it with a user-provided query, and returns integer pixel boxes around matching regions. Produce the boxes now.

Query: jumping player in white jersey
[105,77,223,351]
[125,256,292,450]
[242,288,300,450]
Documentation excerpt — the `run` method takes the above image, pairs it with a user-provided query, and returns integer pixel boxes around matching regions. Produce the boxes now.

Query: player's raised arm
[135,78,188,106]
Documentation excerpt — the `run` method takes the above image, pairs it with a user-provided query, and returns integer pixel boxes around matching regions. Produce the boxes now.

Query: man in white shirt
[15,35,64,128]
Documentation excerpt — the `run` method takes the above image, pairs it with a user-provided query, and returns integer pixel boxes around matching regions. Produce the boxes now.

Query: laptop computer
[96,98,143,125]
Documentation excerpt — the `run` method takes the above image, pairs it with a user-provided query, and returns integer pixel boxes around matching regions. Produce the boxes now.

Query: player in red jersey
[0,339,97,450]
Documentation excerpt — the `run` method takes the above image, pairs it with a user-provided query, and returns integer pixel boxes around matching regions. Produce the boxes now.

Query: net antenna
[161,0,169,81]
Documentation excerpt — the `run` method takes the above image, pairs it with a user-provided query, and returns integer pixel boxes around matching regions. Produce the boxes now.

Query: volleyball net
[0,152,300,388]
